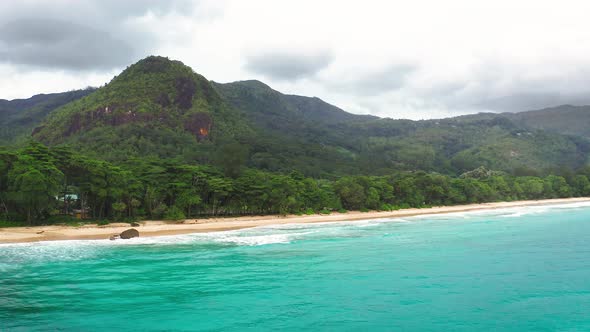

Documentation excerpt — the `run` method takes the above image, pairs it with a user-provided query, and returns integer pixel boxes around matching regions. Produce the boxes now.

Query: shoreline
[1,197,589,244]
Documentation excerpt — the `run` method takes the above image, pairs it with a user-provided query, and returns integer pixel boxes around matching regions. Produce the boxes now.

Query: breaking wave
[2,200,590,266]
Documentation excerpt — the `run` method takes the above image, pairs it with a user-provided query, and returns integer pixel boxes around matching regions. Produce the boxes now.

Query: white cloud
[3,0,590,119]
[244,50,333,81]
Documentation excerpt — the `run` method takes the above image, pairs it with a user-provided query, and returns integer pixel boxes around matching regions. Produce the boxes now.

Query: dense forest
[2,141,589,226]
[1,56,590,226]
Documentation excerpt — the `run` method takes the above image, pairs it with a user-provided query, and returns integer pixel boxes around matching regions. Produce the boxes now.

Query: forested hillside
[215,79,590,176]
[456,105,590,140]
[504,105,590,138]
[0,56,585,178]
[1,55,590,225]
[0,89,94,144]
[32,56,253,164]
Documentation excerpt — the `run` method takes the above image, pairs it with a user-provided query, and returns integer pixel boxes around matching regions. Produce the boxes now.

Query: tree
[205,176,233,215]
[7,155,62,224]
[365,187,380,210]
[544,175,571,198]
[334,177,366,210]
[516,177,544,199]
[213,141,249,178]
[570,175,590,196]
[112,202,127,220]
[176,191,201,218]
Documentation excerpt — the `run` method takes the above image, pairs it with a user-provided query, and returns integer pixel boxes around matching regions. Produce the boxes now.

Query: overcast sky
[2,0,590,119]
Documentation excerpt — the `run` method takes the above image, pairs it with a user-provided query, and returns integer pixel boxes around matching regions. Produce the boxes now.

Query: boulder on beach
[119,228,140,239]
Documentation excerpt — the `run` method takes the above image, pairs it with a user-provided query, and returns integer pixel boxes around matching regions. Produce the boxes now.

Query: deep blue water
[2,203,590,331]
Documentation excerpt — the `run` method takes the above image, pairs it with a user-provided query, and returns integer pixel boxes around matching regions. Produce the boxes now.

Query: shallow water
[2,203,590,331]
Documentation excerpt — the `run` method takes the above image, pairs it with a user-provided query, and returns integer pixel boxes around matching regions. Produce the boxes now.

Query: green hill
[503,105,590,138]
[2,55,585,177]
[215,79,590,175]
[0,89,94,144]
[213,80,378,176]
[33,56,252,162]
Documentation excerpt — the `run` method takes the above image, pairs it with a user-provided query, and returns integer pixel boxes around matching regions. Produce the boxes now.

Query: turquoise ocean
[2,202,590,331]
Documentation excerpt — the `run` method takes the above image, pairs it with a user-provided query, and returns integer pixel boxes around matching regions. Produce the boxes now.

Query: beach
[1,197,589,244]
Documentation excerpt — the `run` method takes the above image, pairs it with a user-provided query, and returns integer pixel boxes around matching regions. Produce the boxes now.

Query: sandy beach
[1,197,589,244]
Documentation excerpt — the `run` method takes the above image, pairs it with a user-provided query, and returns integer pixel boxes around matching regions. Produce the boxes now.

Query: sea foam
[2,200,588,261]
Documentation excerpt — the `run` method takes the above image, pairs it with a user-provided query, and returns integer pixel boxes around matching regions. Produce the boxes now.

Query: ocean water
[2,203,590,331]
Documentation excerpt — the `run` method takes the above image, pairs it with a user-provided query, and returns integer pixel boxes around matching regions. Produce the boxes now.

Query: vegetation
[0,89,94,145]
[1,56,589,226]
[505,105,590,138]
[0,56,585,178]
[215,80,590,176]
[1,142,589,226]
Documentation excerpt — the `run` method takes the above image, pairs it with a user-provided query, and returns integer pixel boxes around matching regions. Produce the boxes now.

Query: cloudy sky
[2,0,590,119]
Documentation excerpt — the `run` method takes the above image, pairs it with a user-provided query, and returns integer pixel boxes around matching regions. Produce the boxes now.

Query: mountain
[212,80,380,176]
[0,89,94,144]
[503,105,590,138]
[32,56,252,162]
[0,55,586,177]
[214,79,590,175]
[214,80,376,127]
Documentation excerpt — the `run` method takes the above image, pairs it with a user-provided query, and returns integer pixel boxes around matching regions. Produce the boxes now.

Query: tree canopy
[2,142,589,226]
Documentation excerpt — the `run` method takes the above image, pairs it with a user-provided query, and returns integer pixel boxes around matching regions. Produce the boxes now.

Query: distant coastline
[1,197,589,244]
